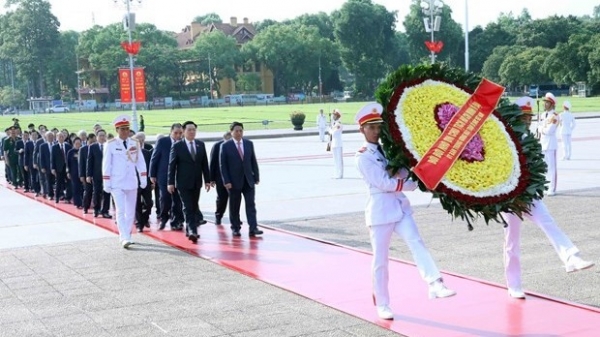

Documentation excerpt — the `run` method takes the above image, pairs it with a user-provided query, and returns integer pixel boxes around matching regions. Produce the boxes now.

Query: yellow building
[175,17,274,96]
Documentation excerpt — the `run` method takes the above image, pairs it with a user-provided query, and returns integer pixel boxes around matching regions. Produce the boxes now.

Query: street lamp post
[318,53,322,103]
[115,0,141,131]
[421,0,444,64]
[464,0,470,72]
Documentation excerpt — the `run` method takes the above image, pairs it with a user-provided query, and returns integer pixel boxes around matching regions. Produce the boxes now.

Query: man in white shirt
[537,93,559,196]
[328,109,343,179]
[316,109,328,142]
[559,101,576,160]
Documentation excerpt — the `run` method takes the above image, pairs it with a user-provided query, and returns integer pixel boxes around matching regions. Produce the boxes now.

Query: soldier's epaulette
[357,146,367,153]
[107,138,117,143]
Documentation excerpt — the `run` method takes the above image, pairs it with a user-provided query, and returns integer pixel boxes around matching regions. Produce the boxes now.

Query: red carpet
[6,186,600,336]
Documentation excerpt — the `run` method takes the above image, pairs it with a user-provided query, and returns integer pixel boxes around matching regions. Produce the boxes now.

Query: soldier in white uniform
[316,109,328,142]
[102,115,148,248]
[328,110,343,179]
[354,103,455,320]
[501,98,594,299]
[537,92,559,195]
[559,101,576,160]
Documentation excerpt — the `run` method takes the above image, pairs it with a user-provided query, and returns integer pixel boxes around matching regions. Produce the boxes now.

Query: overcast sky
[0,0,597,32]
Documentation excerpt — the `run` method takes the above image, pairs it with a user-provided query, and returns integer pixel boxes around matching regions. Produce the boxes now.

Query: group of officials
[1,115,263,248]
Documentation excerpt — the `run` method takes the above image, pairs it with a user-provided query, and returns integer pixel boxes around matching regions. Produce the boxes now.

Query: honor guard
[102,115,148,248]
[354,103,455,320]
[538,92,559,195]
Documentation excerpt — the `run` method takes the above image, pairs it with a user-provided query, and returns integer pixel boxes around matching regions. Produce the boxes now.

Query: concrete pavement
[1,115,599,336]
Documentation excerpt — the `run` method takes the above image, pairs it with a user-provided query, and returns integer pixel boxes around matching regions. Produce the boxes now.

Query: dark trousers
[30,167,40,193]
[4,164,11,184]
[158,183,183,224]
[44,170,55,198]
[215,182,229,220]
[136,186,153,227]
[71,176,83,207]
[178,188,201,233]
[7,161,20,187]
[92,179,110,214]
[54,169,71,202]
[20,165,29,190]
[228,180,258,231]
[154,186,161,216]
[82,181,93,210]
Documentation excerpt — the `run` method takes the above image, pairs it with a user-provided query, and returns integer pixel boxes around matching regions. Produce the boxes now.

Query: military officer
[354,103,455,320]
[559,101,575,160]
[328,109,343,179]
[316,109,328,142]
[2,126,21,188]
[538,92,559,195]
[102,115,148,248]
[501,98,594,299]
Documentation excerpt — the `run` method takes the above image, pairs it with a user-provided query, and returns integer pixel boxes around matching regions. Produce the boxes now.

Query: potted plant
[290,111,306,130]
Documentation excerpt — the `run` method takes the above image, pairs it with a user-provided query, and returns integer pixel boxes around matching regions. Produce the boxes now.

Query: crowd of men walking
[1,118,263,247]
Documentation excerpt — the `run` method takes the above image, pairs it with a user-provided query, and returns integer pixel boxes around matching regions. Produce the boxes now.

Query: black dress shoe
[144,223,150,228]
[215,217,222,225]
[159,220,167,230]
[137,227,143,233]
[198,219,207,225]
[188,233,198,243]
[232,230,241,237]
[83,208,88,214]
[249,229,264,237]
[101,213,112,219]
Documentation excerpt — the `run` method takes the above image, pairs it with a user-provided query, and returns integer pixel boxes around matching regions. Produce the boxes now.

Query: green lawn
[2,97,598,134]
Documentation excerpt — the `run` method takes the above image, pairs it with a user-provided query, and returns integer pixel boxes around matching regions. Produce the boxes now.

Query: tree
[289,12,335,41]
[403,0,465,66]
[192,13,222,25]
[498,47,551,87]
[47,30,79,99]
[236,73,262,92]
[254,19,278,32]
[481,45,525,83]
[334,0,396,96]
[0,0,61,97]
[516,15,585,48]
[544,34,594,85]
[467,22,516,73]
[0,85,25,107]
[192,30,241,96]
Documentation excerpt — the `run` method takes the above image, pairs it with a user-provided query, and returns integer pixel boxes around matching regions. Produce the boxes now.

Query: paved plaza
[0,114,599,336]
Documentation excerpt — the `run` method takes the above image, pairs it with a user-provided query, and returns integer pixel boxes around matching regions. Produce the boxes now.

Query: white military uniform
[502,199,580,292]
[354,103,449,312]
[559,102,575,160]
[329,114,343,179]
[102,116,147,247]
[538,109,559,194]
[316,112,328,142]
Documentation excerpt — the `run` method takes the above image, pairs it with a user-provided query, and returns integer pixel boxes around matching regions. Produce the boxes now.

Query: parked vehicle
[46,105,70,113]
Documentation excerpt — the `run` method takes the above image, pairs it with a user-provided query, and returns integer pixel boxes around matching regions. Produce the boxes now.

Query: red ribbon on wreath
[425,40,444,54]
[121,41,142,55]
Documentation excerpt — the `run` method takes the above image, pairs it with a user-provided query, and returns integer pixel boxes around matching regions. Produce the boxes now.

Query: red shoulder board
[357,147,367,153]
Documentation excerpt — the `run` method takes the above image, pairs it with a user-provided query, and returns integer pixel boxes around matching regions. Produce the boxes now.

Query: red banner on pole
[133,68,146,103]
[118,67,146,103]
[118,68,132,103]
[413,79,505,190]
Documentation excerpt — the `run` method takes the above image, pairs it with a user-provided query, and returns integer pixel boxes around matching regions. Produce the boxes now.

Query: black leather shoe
[232,230,241,237]
[144,223,150,228]
[188,233,198,243]
[198,219,207,225]
[137,227,143,233]
[159,220,167,230]
[101,213,112,219]
[249,229,264,237]
[215,217,222,225]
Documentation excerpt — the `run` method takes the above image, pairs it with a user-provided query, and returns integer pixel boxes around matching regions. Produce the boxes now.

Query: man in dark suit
[219,121,263,237]
[51,132,72,203]
[15,131,30,192]
[167,121,210,243]
[33,127,47,197]
[209,131,232,225]
[87,129,111,218]
[24,130,40,194]
[39,131,55,200]
[133,132,153,232]
[79,133,96,213]
[150,123,184,230]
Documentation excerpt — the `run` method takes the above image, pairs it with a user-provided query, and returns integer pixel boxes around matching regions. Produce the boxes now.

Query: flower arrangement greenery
[375,63,547,229]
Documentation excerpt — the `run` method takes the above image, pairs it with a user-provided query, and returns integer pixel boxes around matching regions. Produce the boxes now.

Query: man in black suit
[79,133,96,213]
[150,123,184,230]
[33,126,47,197]
[219,121,263,237]
[39,131,55,200]
[87,129,111,218]
[133,132,153,232]
[51,132,72,203]
[209,131,232,225]
[24,130,40,194]
[167,121,210,243]
[15,131,30,192]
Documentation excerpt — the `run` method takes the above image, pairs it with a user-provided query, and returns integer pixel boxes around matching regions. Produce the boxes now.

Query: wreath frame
[375,63,547,227]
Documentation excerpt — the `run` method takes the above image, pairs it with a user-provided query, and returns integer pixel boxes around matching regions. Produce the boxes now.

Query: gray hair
[134,132,146,142]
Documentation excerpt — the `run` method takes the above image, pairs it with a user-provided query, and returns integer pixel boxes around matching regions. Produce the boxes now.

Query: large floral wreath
[375,63,547,228]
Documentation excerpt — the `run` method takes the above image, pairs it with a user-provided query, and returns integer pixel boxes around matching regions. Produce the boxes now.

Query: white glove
[103,185,112,194]
[140,179,147,189]
[395,168,410,180]
[402,179,418,191]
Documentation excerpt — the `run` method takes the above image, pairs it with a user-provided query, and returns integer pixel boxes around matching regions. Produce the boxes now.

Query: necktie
[237,141,244,160]
[100,144,103,153]
[189,141,196,160]
[123,140,127,149]
[376,144,385,156]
